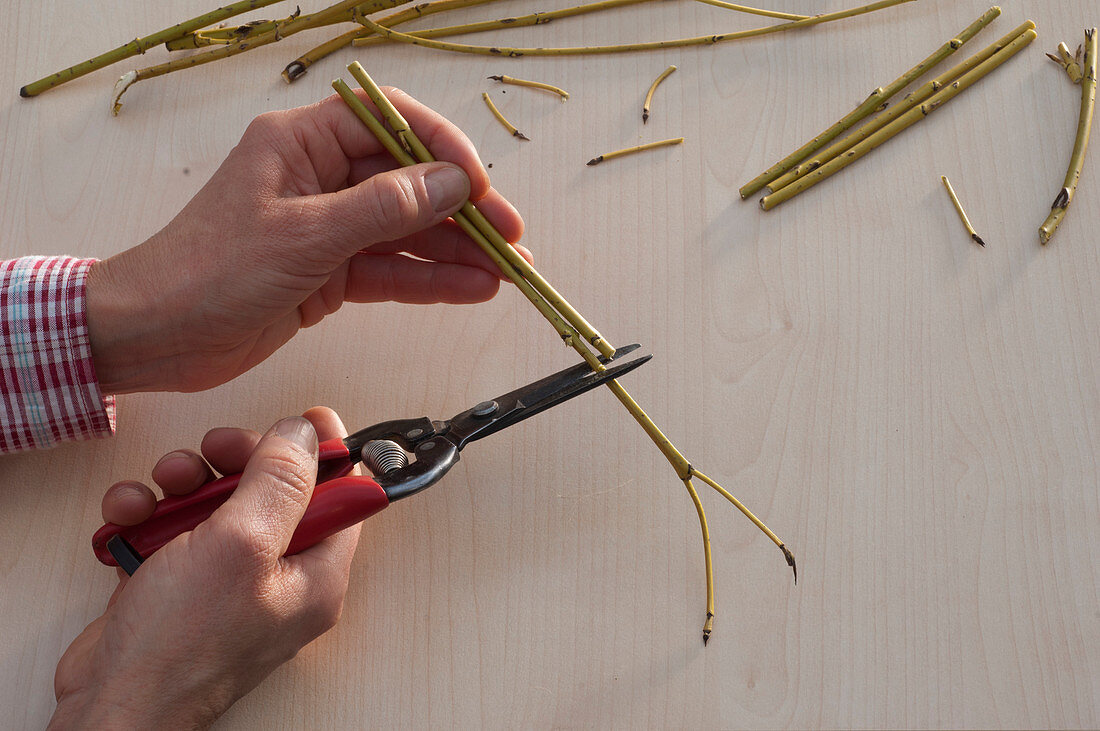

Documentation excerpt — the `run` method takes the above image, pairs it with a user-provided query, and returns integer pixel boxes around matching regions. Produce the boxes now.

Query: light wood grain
[3,1,1099,727]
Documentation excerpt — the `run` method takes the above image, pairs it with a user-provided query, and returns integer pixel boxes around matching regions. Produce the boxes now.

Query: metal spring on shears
[361,439,409,476]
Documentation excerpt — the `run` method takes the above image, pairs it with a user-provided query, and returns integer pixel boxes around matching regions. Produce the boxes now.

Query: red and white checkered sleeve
[0,256,116,453]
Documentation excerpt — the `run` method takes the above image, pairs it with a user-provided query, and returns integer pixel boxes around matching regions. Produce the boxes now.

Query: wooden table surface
[2,0,1098,727]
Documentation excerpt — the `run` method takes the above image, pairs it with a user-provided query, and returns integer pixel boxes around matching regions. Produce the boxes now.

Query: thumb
[316,161,470,255]
[211,416,319,563]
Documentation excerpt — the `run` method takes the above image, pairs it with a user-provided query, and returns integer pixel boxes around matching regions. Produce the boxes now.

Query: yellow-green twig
[1047,41,1085,84]
[489,74,569,101]
[352,0,656,48]
[587,137,683,165]
[941,176,986,247]
[643,65,676,123]
[739,5,1001,199]
[355,0,916,57]
[20,0,286,97]
[482,92,530,140]
[761,28,1036,210]
[1040,28,1097,246]
[691,0,806,21]
[765,19,1035,196]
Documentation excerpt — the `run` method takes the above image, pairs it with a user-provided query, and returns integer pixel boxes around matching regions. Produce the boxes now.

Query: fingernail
[153,450,193,470]
[274,416,318,456]
[425,165,469,213]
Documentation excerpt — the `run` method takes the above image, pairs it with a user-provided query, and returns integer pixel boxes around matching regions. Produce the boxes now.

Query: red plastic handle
[92,437,389,566]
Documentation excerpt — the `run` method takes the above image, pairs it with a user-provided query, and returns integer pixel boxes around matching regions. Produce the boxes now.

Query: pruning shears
[93,345,651,575]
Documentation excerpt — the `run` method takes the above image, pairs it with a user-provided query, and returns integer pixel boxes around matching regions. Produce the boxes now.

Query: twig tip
[586,156,602,166]
[19,85,29,98]
[780,544,797,584]
[972,234,986,247]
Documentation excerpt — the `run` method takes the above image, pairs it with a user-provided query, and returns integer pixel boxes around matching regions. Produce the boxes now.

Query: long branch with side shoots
[739,5,1001,199]
[764,19,1035,196]
[20,0,287,97]
[760,28,1036,210]
[354,0,916,57]
[482,92,530,139]
[338,64,794,643]
[110,0,405,114]
[284,0,500,81]
[643,65,676,123]
[352,0,658,49]
[1040,29,1097,246]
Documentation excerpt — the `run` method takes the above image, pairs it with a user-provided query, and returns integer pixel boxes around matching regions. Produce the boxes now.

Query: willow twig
[20,0,287,97]
[1047,41,1085,85]
[587,137,683,165]
[284,0,498,81]
[760,28,1036,210]
[110,0,403,114]
[355,0,917,57]
[337,66,795,642]
[739,5,1001,199]
[352,0,656,49]
[1040,29,1098,246]
[482,92,530,140]
[490,75,569,101]
[166,18,286,50]
[765,19,1035,195]
[691,0,806,21]
[941,176,986,247]
[643,65,676,124]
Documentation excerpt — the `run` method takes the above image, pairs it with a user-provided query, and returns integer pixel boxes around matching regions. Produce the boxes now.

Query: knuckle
[361,174,427,241]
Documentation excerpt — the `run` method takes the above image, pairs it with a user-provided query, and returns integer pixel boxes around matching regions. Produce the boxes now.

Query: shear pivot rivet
[472,400,499,418]
[418,440,437,451]
[406,428,424,439]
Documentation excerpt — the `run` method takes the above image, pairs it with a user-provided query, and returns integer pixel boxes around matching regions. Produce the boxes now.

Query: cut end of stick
[18,86,29,98]
[110,70,138,116]
[283,61,307,82]
[513,130,530,141]
[702,612,714,646]
[781,544,797,584]
[972,233,987,247]
[642,110,649,124]
[586,155,604,166]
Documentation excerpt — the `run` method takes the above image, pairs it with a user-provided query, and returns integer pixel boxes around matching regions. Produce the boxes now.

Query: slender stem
[20,0,286,97]
[1047,41,1085,84]
[761,28,1036,210]
[353,0,657,48]
[489,75,569,101]
[766,19,1035,195]
[682,477,716,644]
[347,62,615,358]
[643,65,677,124]
[482,92,530,140]
[940,176,986,247]
[111,0,404,113]
[285,0,498,81]
[587,137,683,166]
[692,0,806,21]
[1040,29,1097,246]
[354,0,917,57]
[167,19,286,51]
[739,5,1001,198]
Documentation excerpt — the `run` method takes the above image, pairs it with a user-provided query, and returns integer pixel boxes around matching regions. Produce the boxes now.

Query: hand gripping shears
[93,345,651,575]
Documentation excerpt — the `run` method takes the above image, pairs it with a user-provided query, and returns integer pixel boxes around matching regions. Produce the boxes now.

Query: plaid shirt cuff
[1,256,116,453]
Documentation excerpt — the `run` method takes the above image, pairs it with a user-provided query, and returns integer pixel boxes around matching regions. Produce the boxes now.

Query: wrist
[85,247,185,394]
[51,681,224,730]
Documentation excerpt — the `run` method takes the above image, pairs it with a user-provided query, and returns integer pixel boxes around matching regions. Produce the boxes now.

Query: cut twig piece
[482,92,530,140]
[760,28,1036,210]
[739,5,1001,199]
[643,65,676,124]
[587,137,683,165]
[691,0,806,21]
[1040,29,1097,246]
[353,0,657,49]
[355,0,917,57]
[765,19,1035,196]
[1047,41,1085,84]
[941,176,986,247]
[20,0,286,97]
[489,75,569,101]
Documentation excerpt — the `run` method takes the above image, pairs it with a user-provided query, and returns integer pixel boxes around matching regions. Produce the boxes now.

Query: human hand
[85,88,529,394]
[51,407,359,729]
